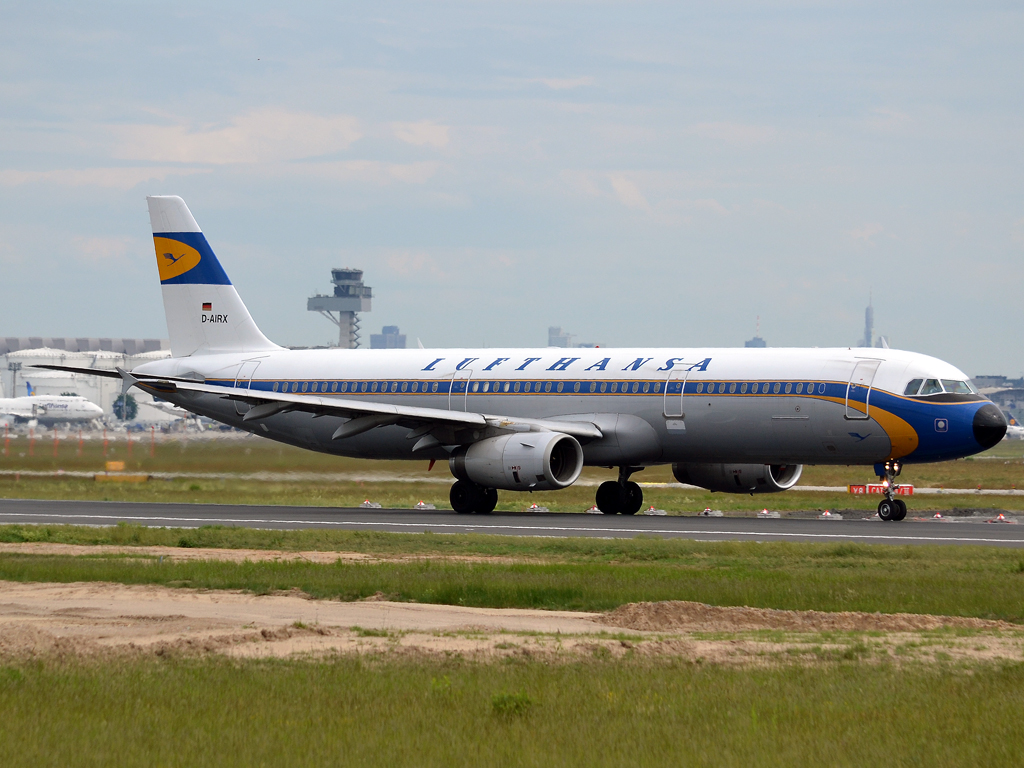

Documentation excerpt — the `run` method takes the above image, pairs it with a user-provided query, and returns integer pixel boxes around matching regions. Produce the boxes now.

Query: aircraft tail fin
[26,382,35,397]
[147,196,280,357]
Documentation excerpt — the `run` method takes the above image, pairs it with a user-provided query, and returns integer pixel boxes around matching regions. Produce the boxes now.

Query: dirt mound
[603,600,1016,633]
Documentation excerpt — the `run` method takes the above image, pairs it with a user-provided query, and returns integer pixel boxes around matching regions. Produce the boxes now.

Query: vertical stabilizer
[147,196,279,357]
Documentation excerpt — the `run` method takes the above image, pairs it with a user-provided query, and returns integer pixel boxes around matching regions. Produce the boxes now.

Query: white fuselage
[135,344,993,467]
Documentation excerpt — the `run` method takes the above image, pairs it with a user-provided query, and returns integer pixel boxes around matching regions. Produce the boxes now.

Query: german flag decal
[202,302,212,311]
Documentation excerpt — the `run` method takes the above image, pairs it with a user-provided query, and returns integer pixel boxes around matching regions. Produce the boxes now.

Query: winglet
[116,367,140,396]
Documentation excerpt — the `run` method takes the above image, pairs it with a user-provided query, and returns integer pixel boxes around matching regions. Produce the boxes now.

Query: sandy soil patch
[1,580,1021,665]
[603,600,1019,633]
[0,542,528,565]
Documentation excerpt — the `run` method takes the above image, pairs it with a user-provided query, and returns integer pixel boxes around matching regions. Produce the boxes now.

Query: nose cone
[973,403,1007,449]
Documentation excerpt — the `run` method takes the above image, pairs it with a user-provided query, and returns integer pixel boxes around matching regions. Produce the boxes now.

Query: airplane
[1004,412,1024,440]
[39,196,1007,521]
[0,382,104,426]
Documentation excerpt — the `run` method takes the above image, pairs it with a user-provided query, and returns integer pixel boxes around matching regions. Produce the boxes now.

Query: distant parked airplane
[0,382,103,426]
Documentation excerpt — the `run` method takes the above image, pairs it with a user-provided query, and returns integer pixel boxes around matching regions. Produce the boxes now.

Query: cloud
[846,222,884,246]
[609,175,650,210]
[688,122,775,147]
[0,166,210,189]
[1011,217,1024,247]
[863,108,911,132]
[529,77,594,90]
[297,160,441,185]
[392,120,449,149]
[385,250,448,279]
[71,235,142,264]
[110,109,362,164]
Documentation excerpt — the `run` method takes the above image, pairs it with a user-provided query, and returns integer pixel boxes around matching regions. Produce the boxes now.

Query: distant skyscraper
[859,294,874,348]
[370,325,406,349]
[547,327,598,348]
[744,316,767,348]
[548,327,573,347]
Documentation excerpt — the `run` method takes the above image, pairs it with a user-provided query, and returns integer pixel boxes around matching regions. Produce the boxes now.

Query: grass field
[4,437,1024,763]
[3,526,1023,618]
[1,656,1022,767]
[3,436,1024,512]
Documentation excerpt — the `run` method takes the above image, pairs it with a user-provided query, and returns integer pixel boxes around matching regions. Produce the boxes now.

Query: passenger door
[663,369,687,419]
[449,371,472,412]
[846,359,881,420]
[233,360,261,415]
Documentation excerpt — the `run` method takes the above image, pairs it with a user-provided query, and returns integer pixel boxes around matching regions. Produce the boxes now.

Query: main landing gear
[595,467,645,515]
[450,480,498,515]
[876,459,907,522]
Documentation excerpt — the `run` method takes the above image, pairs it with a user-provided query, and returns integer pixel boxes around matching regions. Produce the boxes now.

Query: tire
[893,498,907,521]
[877,499,896,521]
[622,481,644,515]
[596,481,622,515]
[478,488,498,514]
[450,480,481,514]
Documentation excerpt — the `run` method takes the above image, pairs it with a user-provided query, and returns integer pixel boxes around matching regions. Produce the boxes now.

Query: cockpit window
[904,379,923,396]
[942,379,974,395]
[919,379,943,396]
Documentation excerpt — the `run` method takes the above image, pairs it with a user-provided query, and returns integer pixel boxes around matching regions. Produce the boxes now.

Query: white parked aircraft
[0,384,103,426]
[41,196,1006,521]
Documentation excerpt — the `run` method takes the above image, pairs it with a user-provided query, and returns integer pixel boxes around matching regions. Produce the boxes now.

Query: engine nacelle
[449,432,584,491]
[672,463,803,494]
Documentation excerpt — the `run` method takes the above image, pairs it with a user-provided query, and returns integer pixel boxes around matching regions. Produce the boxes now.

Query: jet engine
[672,463,803,494]
[449,432,584,491]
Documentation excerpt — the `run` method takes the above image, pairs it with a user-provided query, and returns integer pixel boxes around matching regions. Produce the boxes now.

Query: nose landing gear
[876,460,907,522]
[595,466,645,515]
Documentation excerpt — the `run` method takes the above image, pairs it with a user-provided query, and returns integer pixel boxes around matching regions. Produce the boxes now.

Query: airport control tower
[307,269,372,348]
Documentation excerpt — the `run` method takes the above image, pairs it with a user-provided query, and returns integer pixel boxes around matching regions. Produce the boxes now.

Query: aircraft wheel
[621,482,644,515]
[478,488,498,514]
[877,499,896,521]
[450,480,482,514]
[893,498,907,521]
[596,481,622,514]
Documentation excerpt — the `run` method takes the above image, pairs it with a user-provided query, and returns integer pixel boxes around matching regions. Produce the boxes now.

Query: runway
[1,498,1022,547]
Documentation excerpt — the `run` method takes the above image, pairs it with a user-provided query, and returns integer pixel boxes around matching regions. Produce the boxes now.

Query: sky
[1,2,1021,375]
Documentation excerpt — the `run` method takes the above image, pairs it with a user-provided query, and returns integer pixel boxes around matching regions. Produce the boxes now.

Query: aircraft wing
[34,363,604,443]
[33,364,124,379]
[115,369,604,445]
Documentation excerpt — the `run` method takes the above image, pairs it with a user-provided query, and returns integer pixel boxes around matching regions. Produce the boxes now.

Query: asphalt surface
[0,498,1022,547]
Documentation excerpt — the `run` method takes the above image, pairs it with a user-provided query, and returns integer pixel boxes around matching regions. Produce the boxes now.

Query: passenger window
[272,382,279,392]
[795,383,803,394]
[544,382,552,393]
[740,382,748,394]
[728,383,736,394]
[504,382,511,392]
[573,382,580,393]
[919,379,942,396]
[773,382,781,394]
[513,382,520,393]
[784,383,792,394]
